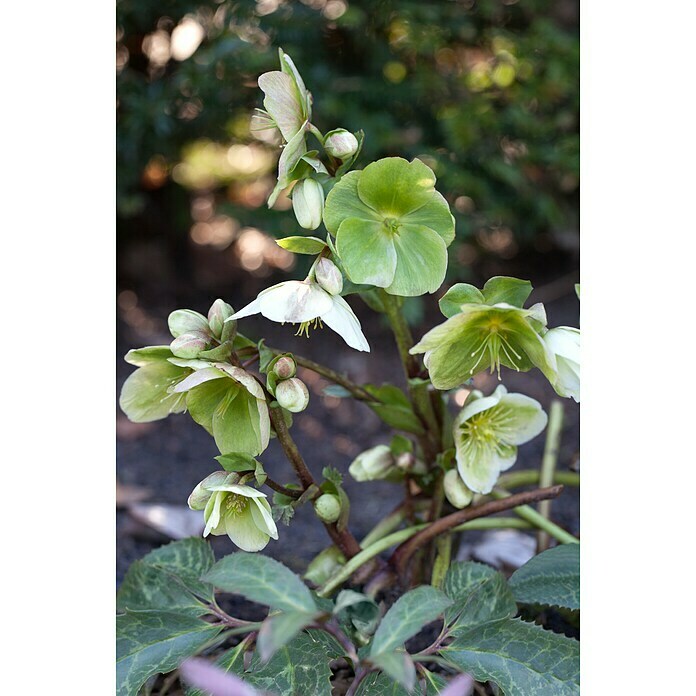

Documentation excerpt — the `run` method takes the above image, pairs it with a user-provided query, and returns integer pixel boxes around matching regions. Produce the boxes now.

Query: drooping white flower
[229,279,370,352]
[544,326,580,402]
[453,385,547,494]
[188,472,278,552]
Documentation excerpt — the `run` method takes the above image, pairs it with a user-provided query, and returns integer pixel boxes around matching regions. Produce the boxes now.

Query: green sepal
[276,236,327,255]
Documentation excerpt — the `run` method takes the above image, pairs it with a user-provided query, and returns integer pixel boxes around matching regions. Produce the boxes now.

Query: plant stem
[379,291,441,459]
[359,500,429,548]
[431,534,452,589]
[491,487,578,544]
[317,517,533,597]
[263,476,302,499]
[267,402,362,558]
[313,619,360,667]
[537,400,565,552]
[497,469,579,489]
[390,485,564,577]
[266,345,377,402]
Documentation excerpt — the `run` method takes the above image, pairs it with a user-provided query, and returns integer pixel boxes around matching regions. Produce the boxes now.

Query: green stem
[317,517,531,597]
[307,122,325,144]
[359,500,429,548]
[537,400,565,552]
[431,534,452,589]
[497,469,579,489]
[492,488,578,544]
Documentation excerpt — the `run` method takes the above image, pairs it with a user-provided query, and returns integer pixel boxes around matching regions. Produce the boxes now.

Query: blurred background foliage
[117,0,578,300]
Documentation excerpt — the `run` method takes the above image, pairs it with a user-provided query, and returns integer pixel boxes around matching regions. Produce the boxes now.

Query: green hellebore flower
[171,363,271,457]
[323,157,455,296]
[410,277,558,390]
[188,472,278,552]
[453,385,547,494]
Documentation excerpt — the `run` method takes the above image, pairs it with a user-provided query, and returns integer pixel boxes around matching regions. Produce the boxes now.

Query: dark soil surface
[117,243,579,584]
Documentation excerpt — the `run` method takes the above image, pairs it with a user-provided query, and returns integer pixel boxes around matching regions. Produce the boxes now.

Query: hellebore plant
[117,49,581,696]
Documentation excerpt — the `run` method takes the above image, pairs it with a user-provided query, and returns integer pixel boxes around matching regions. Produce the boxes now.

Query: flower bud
[273,356,297,380]
[313,493,341,524]
[304,546,346,586]
[349,445,395,482]
[170,331,210,358]
[292,178,324,230]
[168,309,210,338]
[324,129,359,160]
[395,452,427,475]
[275,377,310,413]
[315,258,343,296]
[207,299,234,340]
[444,469,474,509]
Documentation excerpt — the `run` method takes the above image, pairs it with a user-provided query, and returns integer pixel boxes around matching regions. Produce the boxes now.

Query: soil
[116,242,579,585]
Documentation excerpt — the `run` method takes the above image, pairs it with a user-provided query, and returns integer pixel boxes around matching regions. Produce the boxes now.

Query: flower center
[382,217,401,235]
[224,493,249,516]
[468,327,523,379]
[295,317,324,338]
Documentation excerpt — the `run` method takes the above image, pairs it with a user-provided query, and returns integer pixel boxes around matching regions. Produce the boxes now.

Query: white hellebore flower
[544,326,580,402]
[188,472,278,552]
[229,279,370,352]
[453,385,547,495]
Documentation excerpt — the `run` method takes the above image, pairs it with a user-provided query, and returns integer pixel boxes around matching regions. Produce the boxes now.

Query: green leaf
[119,362,188,422]
[366,384,425,435]
[354,671,412,695]
[117,538,216,615]
[390,435,413,457]
[334,129,364,177]
[508,544,580,611]
[447,572,517,636]
[421,669,450,695]
[322,384,352,398]
[370,651,416,691]
[203,553,317,613]
[370,586,452,656]
[334,590,380,638]
[243,631,335,695]
[116,611,221,696]
[276,236,327,254]
[198,342,232,361]
[443,561,497,623]
[442,618,580,695]
[322,466,343,487]
[438,284,485,318]
[215,452,259,473]
[257,610,320,662]
[183,639,248,696]
[482,277,533,308]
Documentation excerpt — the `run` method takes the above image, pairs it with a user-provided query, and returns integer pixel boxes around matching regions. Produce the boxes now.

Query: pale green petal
[492,393,548,446]
[357,157,436,217]
[216,364,266,400]
[335,218,397,287]
[257,281,333,323]
[124,346,173,367]
[203,491,225,536]
[225,508,271,552]
[171,366,225,393]
[250,497,279,540]
[206,483,267,498]
[385,223,448,296]
[482,277,533,307]
[321,295,371,352]
[258,71,304,142]
[438,283,485,318]
[323,170,381,234]
[186,378,238,435]
[212,388,268,456]
[119,362,189,423]
[279,48,311,121]
[456,439,518,495]
[456,385,506,424]
[401,190,455,246]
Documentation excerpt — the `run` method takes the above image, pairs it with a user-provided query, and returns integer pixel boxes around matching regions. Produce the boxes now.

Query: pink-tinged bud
[313,493,341,524]
[315,258,343,296]
[168,309,210,338]
[444,470,474,509]
[324,129,359,160]
[273,356,297,380]
[170,331,210,358]
[349,445,395,481]
[207,299,234,340]
[275,377,310,413]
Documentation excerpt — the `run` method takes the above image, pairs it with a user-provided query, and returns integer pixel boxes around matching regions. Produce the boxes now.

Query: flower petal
[230,297,262,321]
[257,71,304,142]
[250,497,279,540]
[323,170,382,234]
[257,281,333,323]
[400,190,455,246]
[335,218,397,288]
[321,295,371,352]
[494,392,548,445]
[203,491,224,536]
[385,223,448,296]
[225,507,271,552]
[456,439,518,494]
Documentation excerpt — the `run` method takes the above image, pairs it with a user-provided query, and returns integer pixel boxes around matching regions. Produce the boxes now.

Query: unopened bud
[315,258,343,296]
[275,377,310,413]
[168,309,210,338]
[349,445,395,482]
[208,299,234,340]
[324,129,359,160]
[292,178,324,230]
[273,356,297,380]
[170,331,210,358]
[313,493,341,524]
[304,545,346,585]
[444,470,474,509]
[395,452,428,476]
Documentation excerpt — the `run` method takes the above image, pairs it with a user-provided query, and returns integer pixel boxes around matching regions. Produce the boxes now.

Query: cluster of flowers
[120,49,580,553]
